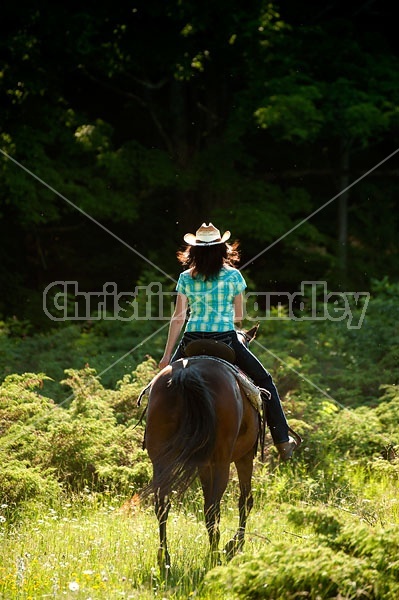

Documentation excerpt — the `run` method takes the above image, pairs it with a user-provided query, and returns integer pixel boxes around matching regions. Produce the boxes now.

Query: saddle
[184,339,236,363]
[182,340,263,414]
[137,342,262,413]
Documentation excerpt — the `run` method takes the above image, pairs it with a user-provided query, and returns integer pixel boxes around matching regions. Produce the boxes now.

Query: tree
[253,11,399,283]
[1,1,399,324]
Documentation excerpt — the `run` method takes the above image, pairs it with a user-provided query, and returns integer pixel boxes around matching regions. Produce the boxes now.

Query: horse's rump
[145,359,240,498]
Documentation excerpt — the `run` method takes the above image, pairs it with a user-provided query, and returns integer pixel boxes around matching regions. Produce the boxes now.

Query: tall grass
[0,492,230,599]
[1,460,399,599]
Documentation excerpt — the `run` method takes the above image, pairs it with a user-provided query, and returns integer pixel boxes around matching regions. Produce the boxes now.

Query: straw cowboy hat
[184,223,231,246]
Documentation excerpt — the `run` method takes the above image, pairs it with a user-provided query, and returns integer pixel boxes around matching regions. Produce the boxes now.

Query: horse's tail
[154,363,217,497]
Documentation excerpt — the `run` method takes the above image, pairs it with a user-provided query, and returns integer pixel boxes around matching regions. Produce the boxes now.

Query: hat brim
[184,231,231,246]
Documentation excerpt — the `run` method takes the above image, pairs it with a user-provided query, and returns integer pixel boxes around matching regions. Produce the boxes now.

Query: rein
[132,383,151,432]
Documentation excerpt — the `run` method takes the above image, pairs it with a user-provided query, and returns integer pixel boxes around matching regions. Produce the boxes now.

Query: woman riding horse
[159,222,298,461]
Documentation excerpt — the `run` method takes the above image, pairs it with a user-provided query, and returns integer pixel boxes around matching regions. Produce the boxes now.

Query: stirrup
[276,437,297,461]
[288,426,303,448]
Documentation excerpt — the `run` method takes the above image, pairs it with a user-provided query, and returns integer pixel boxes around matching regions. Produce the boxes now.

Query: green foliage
[0,372,55,433]
[0,317,163,403]
[0,458,60,508]
[376,384,399,428]
[251,278,399,408]
[312,404,394,462]
[113,357,158,423]
[1,1,399,323]
[254,84,323,141]
[212,180,321,249]
[205,507,399,599]
[0,279,397,515]
[0,279,398,596]
[0,361,155,509]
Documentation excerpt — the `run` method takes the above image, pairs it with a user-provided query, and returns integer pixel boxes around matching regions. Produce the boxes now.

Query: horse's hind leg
[153,468,171,572]
[225,449,254,560]
[199,464,230,565]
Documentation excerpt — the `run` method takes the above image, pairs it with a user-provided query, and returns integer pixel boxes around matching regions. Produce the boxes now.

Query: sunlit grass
[0,493,237,599]
[0,482,300,599]
[1,461,399,599]
[0,500,160,599]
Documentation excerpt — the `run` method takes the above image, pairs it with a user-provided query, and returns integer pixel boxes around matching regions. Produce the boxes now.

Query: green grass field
[1,459,399,599]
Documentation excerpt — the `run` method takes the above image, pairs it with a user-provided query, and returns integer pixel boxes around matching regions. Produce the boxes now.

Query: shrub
[112,356,158,424]
[0,456,61,508]
[205,507,399,599]
[205,542,392,599]
[0,364,153,509]
[0,372,55,434]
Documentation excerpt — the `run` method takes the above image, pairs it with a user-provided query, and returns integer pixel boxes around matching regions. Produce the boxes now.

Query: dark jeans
[171,330,289,444]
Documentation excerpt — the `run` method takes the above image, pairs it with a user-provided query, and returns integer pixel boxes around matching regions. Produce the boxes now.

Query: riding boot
[260,389,302,461]
[275,437,297,461]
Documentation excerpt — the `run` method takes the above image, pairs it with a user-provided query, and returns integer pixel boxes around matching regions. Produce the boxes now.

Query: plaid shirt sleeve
[176,272,187,295]
[233,270,246,295]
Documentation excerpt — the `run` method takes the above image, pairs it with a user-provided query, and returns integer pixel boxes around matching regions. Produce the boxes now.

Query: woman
[159,222,297,461]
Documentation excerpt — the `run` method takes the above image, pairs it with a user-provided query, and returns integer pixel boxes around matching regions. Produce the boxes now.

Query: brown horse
[144,327,261,569]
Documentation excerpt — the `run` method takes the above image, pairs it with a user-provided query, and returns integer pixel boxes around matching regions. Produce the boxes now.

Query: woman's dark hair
[177,241,240,280]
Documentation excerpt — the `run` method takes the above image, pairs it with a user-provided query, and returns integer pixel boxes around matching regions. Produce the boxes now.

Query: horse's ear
[246,323,259,342]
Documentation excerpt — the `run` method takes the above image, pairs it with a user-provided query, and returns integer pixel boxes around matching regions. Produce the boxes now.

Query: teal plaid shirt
[176,266,246,332]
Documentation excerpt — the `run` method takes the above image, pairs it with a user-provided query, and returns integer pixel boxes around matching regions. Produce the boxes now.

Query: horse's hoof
[207,550,221,567]
[224,538,244,560]
[157,548,171,575]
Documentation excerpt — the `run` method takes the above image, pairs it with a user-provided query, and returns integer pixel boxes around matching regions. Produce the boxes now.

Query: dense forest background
[1,0,399,329]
